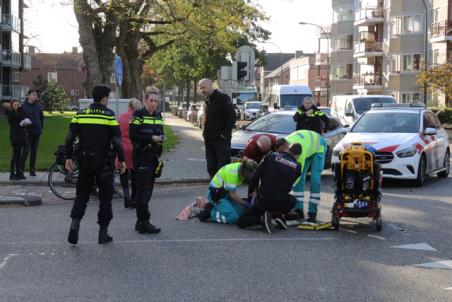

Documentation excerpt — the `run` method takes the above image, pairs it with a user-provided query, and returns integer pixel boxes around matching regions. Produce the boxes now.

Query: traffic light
[237,61,248,80]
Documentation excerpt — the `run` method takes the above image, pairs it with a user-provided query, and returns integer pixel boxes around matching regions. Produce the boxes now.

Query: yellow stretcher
[297,221,332,230]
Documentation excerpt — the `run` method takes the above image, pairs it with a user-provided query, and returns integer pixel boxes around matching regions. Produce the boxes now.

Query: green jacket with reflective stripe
[210,163,242,191]
[65,103,124,161]
[286,130,325,169]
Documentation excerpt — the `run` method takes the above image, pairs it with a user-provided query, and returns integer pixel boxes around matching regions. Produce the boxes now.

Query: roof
[264,59,293,78]
[260,53,296,71]
[28,53,85,70]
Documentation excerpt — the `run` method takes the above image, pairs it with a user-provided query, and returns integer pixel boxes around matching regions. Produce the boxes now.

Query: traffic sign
[114,55,123,87]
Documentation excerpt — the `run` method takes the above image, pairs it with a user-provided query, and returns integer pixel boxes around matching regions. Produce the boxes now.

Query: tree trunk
[193,80,198,103]
[186,81,191,105]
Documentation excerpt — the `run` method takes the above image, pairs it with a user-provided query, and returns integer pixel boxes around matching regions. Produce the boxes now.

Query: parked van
[330,95,396,126]
[268,85,313,111]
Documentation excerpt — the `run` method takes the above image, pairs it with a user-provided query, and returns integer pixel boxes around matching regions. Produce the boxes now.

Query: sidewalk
[0,113,210,186]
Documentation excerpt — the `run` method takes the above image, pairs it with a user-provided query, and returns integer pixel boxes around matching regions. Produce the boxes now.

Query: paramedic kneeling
[199,158,257,224]
[237,139,302,233]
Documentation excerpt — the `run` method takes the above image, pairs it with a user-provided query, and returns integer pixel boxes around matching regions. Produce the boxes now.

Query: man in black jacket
[293,97,329,135]
[198,78,236,178]
[237,139,302,234]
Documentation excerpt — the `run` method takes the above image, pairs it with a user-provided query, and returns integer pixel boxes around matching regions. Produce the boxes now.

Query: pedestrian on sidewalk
[21,88,44,177]
[3,100,30,180]
[129,87,165,234]
[237,139,302,234]
[118,98,142,209]
[65,85,126,245]
[198,78,236,179]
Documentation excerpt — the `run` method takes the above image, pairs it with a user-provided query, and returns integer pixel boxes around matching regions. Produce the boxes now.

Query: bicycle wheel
[48,163,78,200]
[113,170,124,198]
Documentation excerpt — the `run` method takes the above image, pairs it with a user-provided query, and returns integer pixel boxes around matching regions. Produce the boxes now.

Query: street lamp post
[299,22,331,106]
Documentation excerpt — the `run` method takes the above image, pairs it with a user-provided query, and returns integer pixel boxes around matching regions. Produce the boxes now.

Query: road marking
[445,287,452,291]
[187,158,206,162]
[0,254,19,270]
[414,260,452,270]
[343,229,357,234]
[391,243,437,251]
[368,235,386,241]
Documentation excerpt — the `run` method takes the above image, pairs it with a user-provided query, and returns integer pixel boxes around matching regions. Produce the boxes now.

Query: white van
[268,85,313,111]
[330,95,396,126]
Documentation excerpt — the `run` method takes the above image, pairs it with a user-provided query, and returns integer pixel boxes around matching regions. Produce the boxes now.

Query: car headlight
[396,147,417,158]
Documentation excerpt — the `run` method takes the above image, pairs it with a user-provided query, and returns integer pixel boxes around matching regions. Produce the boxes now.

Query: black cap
[92,85,111,102]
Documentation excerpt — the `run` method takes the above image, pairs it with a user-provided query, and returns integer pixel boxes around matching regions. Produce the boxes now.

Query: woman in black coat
[4,100,28,180]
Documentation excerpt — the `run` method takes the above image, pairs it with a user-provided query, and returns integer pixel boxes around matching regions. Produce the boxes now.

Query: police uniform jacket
[293,105,329,134]
[129,108,164,159]
[250,151,301,200]
[65,103,125,161]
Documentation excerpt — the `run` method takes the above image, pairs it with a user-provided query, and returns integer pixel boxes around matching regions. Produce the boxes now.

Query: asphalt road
[1,175,452,302]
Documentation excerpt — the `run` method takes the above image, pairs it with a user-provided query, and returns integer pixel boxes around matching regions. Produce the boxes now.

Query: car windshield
[234,92,257,105]
[246,114,296,134]
[280,94,311,109]
[351,112,419,133]
[245,102,262,109]
[353,97,395,115]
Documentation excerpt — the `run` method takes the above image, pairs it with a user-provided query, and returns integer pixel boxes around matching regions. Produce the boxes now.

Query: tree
[417,63,452,106]
[73,0,269,98]
[40,81,69,113]
[32,75,48,97]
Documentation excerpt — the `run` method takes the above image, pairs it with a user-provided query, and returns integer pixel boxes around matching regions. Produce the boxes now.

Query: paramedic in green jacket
[286,129,327,223]
[198,159,257,224]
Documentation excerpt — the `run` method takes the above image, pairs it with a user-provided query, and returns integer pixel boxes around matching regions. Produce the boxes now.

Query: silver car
[231,111,348,168]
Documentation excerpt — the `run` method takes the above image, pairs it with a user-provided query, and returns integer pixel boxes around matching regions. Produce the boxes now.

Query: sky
[26,0,332,54]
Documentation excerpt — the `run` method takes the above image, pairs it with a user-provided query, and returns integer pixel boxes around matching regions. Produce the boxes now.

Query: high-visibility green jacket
[286,130,326,169]
[210,163,242,191]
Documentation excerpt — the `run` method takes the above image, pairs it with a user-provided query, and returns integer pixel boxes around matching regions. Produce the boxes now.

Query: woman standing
[129,87,164,234]
[3,100,29,180]
[118,98,142,208]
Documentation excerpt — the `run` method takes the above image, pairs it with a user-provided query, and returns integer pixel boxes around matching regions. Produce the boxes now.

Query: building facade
[1,0,31,102]
[330,0,452,106]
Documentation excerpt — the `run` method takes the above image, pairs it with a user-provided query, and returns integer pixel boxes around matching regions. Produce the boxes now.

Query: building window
[401,92,422,103]
[389,55,400,73]
[12,71,20,83]
[334,7,354,22]
[48,72,58,82]
[390,18,402,37]
[403,15,422,34]
[332,64,352,80]
[333,35,353,51]
[430,49,440,65]
[430,8,440,24]
[402,54,421,72]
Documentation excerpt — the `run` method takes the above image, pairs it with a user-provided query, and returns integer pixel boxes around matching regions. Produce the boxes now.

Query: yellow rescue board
[297,222,332,230]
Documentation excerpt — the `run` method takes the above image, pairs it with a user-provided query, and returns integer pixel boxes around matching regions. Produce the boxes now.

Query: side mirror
[424,127,437,135]
[343,124,350,128]
[345,112,354,117]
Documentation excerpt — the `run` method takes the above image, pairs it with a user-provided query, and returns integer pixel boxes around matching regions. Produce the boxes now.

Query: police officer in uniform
[293,97,329,134]
[65,85,126,245]
[129,87,164,234]
[237,139,302,233]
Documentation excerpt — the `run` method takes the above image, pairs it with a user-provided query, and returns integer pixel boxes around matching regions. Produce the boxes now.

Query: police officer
[129,87,164,234]
[286,129,327,223]
[237,139,302,233]
[293,97,329,134]
[65,85,126,245]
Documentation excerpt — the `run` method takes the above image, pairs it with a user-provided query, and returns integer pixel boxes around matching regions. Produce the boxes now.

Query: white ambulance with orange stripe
[332,104,450,186]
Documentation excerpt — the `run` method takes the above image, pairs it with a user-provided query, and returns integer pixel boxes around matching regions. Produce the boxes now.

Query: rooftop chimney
[29,46,36,55]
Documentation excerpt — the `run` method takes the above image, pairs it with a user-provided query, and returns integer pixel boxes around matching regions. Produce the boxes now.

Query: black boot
[68,218,80,244]
[98,226,113,244]
[9,173,20,181]
[136,221,161,234]
[307,212,317,223]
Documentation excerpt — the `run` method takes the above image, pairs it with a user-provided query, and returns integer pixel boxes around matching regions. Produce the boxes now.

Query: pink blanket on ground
[176,196,209,220]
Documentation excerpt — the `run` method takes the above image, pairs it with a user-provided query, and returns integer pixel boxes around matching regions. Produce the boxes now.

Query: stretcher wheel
[332,211,340,230]
[375,211,382,232]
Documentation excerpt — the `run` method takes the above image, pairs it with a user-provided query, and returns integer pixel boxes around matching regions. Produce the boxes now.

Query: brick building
[20,47,87,105]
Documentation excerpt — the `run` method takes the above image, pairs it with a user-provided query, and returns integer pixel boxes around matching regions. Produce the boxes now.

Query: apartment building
[330,0,451,106]
[1,0,31,102]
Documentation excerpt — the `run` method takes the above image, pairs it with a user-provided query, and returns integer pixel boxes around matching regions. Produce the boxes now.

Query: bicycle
[48,145,125,200]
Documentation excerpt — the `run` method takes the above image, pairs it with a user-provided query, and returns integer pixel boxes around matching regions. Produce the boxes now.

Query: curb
[0,195,42,206]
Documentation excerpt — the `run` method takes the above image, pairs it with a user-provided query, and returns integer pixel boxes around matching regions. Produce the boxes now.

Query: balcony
[2,50,22,68]
[2,85,28,100]
[315,76,328,91]
[23,53,32,70]
[354,7,384,26]
[315,52,329,65]
[0,14,20,32]
[354,41,383,58]
[353,74,383,92]
[431,20,452,43]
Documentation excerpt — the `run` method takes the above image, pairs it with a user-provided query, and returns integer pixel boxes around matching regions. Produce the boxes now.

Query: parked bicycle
[48,145,125,200]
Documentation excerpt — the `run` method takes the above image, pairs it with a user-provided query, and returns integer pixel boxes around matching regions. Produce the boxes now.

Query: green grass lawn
[0,113,178,172]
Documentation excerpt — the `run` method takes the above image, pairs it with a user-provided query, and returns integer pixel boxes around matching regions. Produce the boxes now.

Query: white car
[332,104,450,186]
[242,101,263,120]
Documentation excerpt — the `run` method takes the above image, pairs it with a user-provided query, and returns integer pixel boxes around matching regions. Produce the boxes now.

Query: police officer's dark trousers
[237,195,296,228]
[134,150,158,223]
[70,153,114,226]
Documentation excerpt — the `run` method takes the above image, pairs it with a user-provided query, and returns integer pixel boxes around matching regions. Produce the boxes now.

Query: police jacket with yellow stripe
[65,103,125,161]
[129,108,164,156]
[293,105,329,134]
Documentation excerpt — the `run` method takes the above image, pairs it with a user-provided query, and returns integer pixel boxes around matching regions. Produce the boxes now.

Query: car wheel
[438,150,450,178]
[413,155,426,187]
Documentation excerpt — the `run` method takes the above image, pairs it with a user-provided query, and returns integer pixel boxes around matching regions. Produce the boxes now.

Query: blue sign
[114,55,123,87]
